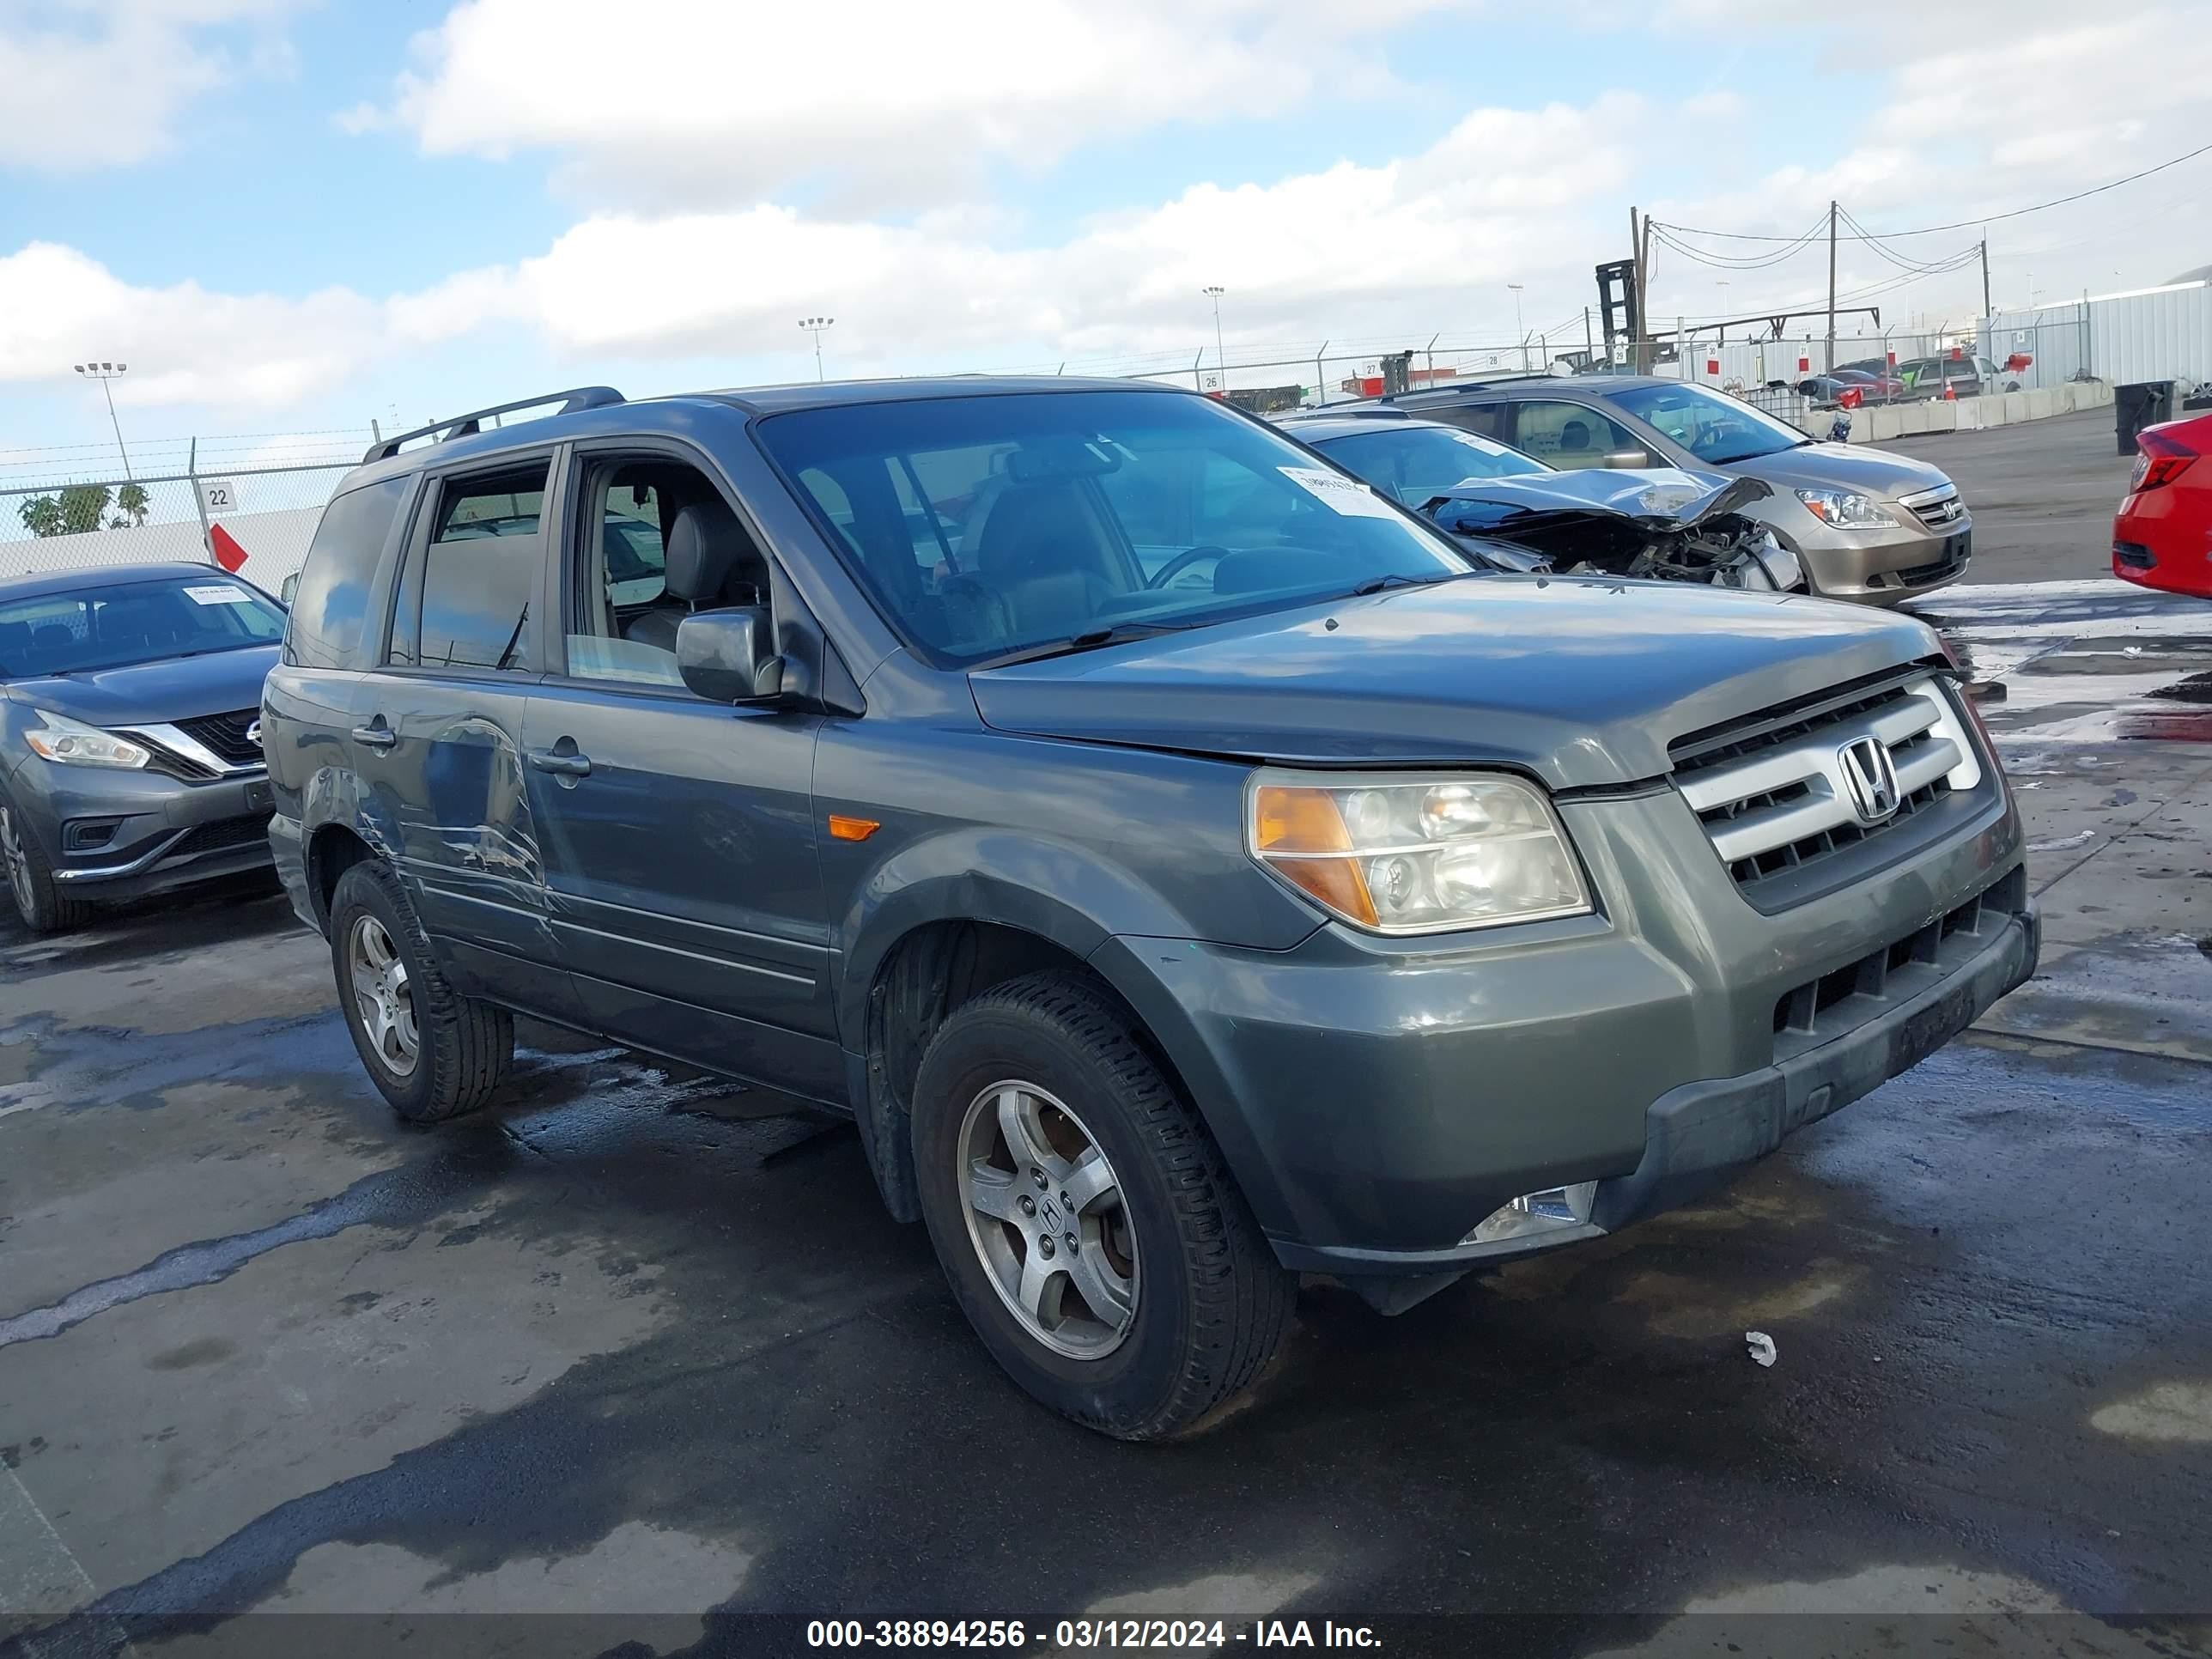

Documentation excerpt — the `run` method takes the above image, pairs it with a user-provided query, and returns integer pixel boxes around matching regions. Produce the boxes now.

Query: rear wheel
[0,797,93,935]
[911,971,1294,1440]
[330,860,511,1123]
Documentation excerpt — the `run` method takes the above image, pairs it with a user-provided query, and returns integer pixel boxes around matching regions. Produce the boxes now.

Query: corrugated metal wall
[1981,282,2212,390]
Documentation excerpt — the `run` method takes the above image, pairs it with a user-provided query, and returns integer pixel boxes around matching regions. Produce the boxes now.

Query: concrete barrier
[1814,378,2112,443]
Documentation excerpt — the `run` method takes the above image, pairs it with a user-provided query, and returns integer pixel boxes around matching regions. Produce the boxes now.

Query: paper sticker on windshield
[184,584,253,605]
[1279,466,1401,520]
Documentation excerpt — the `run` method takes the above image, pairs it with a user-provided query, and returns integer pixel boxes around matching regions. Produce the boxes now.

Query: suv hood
[969,579,1937,789]
[3,644,278,727]
[1728,441,1954,501]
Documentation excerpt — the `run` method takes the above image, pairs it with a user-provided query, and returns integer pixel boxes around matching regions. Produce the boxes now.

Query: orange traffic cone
[1943,382,1956,401]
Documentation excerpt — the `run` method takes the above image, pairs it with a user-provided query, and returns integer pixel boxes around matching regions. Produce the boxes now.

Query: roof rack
[363,386,627,463]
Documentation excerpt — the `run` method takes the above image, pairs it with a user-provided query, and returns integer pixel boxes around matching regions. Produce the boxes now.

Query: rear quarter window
[284,477,410,670]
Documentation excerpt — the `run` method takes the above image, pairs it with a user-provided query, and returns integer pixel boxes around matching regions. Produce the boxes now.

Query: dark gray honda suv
[264,380,2037,1438]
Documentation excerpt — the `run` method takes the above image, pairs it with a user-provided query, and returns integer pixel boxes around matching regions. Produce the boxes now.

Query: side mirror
[278,573,300,607]
[676,606,785,704]
[1600,450,1650,469]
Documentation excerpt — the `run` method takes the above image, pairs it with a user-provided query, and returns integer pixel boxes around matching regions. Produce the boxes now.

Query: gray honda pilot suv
[264,379,2037,1439]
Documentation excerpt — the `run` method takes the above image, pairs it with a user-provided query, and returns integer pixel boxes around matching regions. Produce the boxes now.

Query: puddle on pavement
[2090,1382,2212,1443]
[1580,1565,2190,1659]
[1912,585,2212,744]
[0,1127,529,1348]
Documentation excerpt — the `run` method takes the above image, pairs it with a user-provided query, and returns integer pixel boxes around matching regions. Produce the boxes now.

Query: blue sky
[3,0,2209,477]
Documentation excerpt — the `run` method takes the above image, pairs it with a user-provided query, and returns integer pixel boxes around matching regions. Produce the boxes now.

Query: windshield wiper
[1346,571,1461,598]
[977,621,1194,669]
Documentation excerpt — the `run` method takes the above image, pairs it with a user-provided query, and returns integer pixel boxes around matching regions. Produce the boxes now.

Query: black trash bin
[2117,380,2176,453]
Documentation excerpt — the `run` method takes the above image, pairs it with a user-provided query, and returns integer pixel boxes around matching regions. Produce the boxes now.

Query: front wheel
[911,971,1294,1439]
[329,860,512,1123]
[0,796,92,935]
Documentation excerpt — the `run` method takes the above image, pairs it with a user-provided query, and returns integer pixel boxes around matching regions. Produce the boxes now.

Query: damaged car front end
[1426,470,1807,592]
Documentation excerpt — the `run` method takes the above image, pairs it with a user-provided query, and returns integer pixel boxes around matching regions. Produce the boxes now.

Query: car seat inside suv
[622,496,768,653]
[974,479,1138,639]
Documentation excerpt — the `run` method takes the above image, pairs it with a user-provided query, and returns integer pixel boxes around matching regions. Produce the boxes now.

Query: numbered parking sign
[197,479,238,514]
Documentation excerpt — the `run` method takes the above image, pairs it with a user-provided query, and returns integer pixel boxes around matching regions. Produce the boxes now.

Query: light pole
[1508,284,1527,370]
[1202,286,1227,392]
[74,361,132,477]
[798,316,835,382]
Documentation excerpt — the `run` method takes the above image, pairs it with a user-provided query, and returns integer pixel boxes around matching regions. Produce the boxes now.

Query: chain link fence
[1,457,362,592]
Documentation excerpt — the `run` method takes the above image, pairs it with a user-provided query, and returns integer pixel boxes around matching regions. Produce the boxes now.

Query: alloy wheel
[0,806,33,921]
[957,1080,1139,1360]
[347,914,418,1078]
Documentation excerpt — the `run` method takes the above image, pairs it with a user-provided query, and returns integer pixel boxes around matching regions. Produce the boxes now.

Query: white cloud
[365,0,1471,208]
[0,0,304,170]
[1638,9,2212,324]
[0,90,1634,410]
[12,2,2212,422]
[0,242,382,407]
[387,94,1639,370]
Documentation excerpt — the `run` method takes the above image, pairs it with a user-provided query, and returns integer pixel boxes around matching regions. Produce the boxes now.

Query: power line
[1653,141,2212,241]
[1650,216,1828,270]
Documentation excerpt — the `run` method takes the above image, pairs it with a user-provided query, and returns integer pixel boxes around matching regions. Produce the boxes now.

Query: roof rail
[363,386,627,463]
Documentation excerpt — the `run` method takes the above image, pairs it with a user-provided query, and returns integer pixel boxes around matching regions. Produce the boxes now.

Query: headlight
[1794,486,1895,530]
[1247,769,1591,934]
[22,709,150,769]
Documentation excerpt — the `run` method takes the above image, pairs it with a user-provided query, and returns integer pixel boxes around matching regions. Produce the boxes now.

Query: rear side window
[1421,403,1511,443]
[1506,400,1647,469]
[413,465,548,672]
[283,477,409,669]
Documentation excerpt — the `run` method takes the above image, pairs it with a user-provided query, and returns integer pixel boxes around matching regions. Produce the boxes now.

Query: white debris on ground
[1746,1331,1778,1368]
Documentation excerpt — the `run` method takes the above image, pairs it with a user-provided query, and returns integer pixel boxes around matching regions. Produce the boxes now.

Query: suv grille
[1769,866,2027,1065]
[1672,671,1984,896]
[173,708,262,767]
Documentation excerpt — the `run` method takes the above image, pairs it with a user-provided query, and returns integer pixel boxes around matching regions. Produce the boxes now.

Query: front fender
[834,826,1216,1043]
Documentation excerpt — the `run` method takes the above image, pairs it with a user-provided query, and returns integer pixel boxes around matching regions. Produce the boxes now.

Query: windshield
[0,575,284,678]
[757,391,1464,665]
[1310,425,1548,505]
[1608,383,1809,465]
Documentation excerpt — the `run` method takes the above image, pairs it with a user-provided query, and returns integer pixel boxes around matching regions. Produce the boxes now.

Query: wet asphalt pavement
[4,451,2212,1655]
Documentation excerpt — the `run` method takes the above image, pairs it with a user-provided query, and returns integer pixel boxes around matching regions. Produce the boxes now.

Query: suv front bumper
[1091,780,2031,1286]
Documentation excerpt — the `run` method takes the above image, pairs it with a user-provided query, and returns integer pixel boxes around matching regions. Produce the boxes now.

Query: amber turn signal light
[828,815,880,842]
[1250,785,1376,925]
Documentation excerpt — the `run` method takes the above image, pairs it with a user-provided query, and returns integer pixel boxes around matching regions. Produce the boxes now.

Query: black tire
[0,795,94,935]
[329,860,512,1124]
[910,970,1294,1440]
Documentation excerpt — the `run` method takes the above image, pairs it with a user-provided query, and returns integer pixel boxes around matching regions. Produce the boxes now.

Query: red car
[2113,414,2211,599]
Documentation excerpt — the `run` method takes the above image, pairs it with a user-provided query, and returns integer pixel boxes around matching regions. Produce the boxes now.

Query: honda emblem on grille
[1838,736,1900,823]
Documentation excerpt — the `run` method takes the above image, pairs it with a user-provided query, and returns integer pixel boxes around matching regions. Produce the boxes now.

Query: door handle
[350,723,398,750]
[527,748,592,777]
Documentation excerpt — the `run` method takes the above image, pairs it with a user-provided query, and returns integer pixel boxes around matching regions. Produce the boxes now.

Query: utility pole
[1825,199,1838,374]
[1979,238,1991,319]
[1629,206,1645,373]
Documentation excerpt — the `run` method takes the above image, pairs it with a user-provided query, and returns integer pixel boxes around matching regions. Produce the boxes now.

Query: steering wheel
[1145,544,1232,590]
